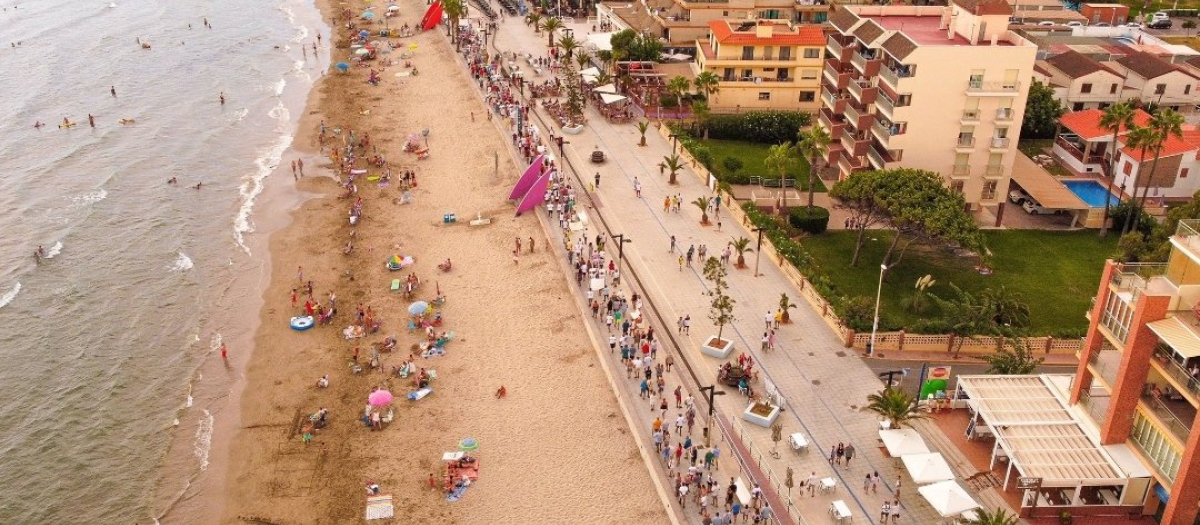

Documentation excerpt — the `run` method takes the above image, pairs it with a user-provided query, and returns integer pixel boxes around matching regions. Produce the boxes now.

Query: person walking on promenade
[845,443,856,468]
[807,472,817,497]
[836,442,845,465]
[669,235,677,253]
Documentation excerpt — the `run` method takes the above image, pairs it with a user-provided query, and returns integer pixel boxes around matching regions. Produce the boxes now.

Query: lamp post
[752,226,765,277]
[868,263,887,357]
[699,384,726,447]
[612,234,632,270]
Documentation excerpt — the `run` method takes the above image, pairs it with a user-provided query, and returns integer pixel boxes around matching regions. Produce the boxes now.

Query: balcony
[818,108,846,137]
[1055,136,1105,165]
[1140,391,1195,446]
[967,80,1021,96]
[826,37,849,62]
[955,136,976,151]
[721,77,795,84]
[961,109,981,123]
[1109,262,1171,302]
[996,107,1015,121]
[837,152,865,176]
[850,48,879,74]
[844,103,863,129]
[878,65,913,91]
[981,189,997,200]
[1153,345,1200,401]
[989,137,1011,150]
[984,165,1004,178]
[1081,390,1111,427]
[867,145,891,169]
[823,59,849,91]
[870,121,894,147]
[1089,342,1123,389]
[875,93,894,119]
[951,164,971,178]
[1174,219,1200,258]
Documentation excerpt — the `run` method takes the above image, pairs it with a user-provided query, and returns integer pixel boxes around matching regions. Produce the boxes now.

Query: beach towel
[408,387,433,401]
[446,484,469,502]
[366,494,394,520]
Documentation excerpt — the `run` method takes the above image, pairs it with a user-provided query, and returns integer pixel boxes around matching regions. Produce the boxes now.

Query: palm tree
[526,12,542,32]
[596,49,615,73]
[980,285,1030,328]
[666,75,691,120]
[1097,102,1135,238]
[866,387,927,429]
[778,293,797,323]
[731,237,752,268]
[661,153,684,185]
[541,17,564,48]
[442,0,466,46]
[555,35,581,62]
[637,121,650,147]
[796,126,832,210]
[961,507,1020,525]
[595,71,613,87]
[693,197,712,224]
[1121,124,1161,236]
[1134,108,1185,231]
[572,49,589,69]
[693,70,721,102]
[764,141,794,212]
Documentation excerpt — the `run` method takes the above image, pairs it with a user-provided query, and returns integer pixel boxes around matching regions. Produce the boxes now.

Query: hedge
[707,111,812,144]
[788,206,830,235]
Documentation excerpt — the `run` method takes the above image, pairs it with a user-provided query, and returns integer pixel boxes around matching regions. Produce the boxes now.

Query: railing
[847,79,870,101]
[996,107,1014,120]
[844,103,862,128]
[826,37,845,59]
[1176,219,1200,250]
[956,136,976,148]
[984,164,1003,178]
[1153,345,1200,398]
[951,164,971,178]
[961,109,980,121]
[1090,343,1123,388]
[878,66,911,89]
[981,189,997,200]
[990,137,1010,149]
[722,77,795,83]
[851,49,877,72]
[1054,135,1103,164]
[1080,389,1111,427]
[823,62,841,87]
[967,80,1021,93]
[1130,411,1180,483]
[867,146,886,169]
[1110,263,1169,301]
[871,121,892,146]
[875,93,894,118]
[734,54,802,62]
[1141,392,1193,445]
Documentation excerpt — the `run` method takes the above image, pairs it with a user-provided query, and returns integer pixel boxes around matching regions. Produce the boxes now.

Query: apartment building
[694,20,826,111]
[1034,50,1129,111]
[820,1,1038,208]
[1074,225,1200,524]
[598,0,829,45]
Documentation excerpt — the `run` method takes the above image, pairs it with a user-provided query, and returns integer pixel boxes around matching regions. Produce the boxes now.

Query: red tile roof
[1121,132,1199,161]
[708,20,826,47]
[1058,108,1150,140]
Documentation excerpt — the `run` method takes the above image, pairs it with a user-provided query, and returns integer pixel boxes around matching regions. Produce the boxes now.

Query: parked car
[1066,21,1084,27]
[1147,19,1173,29]
[1152,11,1170,21]
[1094,22,1111,27]
[1037,21,1056,26]
[1009,188,1031,205]
[1123,22,1143,27]
[1022,200,1058,215]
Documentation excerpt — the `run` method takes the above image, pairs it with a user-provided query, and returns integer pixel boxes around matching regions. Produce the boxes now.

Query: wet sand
[220,2,667,523]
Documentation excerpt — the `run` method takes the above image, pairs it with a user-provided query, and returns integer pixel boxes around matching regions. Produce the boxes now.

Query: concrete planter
[701,336,734,359]
[743,402,781,428]
[561,123,585,135]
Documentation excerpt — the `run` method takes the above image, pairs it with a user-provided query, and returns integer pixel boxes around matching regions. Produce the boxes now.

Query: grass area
[1162,36,1200,52]
[700,139,826,192]
[799,230,1119,335]
[1017,139,1072,177]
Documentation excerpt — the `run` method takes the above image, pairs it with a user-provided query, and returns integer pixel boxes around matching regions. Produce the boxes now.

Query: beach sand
[220,3,667,523]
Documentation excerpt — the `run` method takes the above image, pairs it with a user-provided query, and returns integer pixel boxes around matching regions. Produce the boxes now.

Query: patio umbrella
[900,452,955,484]
[459,437,479,451]
[362,10,375,19]
[594,83,617,94]
[336,62,350,72]
[359,29,370,39]
[879,428,930,457]
[918,480,981,517]
[368,390,394,406]
[409,301,429,315]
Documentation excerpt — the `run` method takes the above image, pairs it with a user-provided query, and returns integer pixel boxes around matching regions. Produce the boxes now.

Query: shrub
[659,94,678,108]
[721,156,744,175]
[706,111,812,144]
[788,206,830,235]
[692,146,715,170]
[839,296,875,332]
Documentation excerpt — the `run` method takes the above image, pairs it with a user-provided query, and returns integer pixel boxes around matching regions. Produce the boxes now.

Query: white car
[1066,21,1084,27]
[1009,188,1031,205]
[1037,21,1056,26]
[1153,11,1170,21]
[1022,200,1057,215]
[1124,22,1143,27]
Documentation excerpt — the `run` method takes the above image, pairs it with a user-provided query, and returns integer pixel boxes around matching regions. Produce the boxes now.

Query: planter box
[701,336,734,359]
[743,403,781,428]
[561,124,585,135]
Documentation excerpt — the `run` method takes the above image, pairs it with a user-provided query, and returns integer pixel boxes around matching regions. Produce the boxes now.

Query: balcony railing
[984,165,1004,178]
[844,103,863,128]
[867,146,887,169]
[967,80,1021,94]
[996,107,1015,121]
[878,66,913,90]
[722,77,795,83]
[847,79,870,101]
[871,121,893,146]
[823,62,842,88]
[961,109,981,121]
[1153,345,1200,399]
[989,137,1010,149]
[826,37,845,60]
[1141,392,1193,445]
[951,164,971,178]
[1055,136,1105,165]
[1080,390,1111,427]
[1175,219,1200,255]
[1110,262,1169,301]
[875,93,894,118]
[956,136,976,149]
[1090,343,1123,388]
[981,190,997,200]
[851,49,877,72]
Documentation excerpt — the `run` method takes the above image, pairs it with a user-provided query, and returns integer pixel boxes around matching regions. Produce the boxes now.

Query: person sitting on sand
[495,385,507,399]
[366,481,380,495]
[316,375,329,388]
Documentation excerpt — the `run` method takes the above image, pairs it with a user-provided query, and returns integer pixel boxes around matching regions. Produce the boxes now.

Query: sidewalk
[488,15,985,525]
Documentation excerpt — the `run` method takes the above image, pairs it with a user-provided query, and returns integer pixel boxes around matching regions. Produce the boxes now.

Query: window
[1101,292,1134,343]
[1123,161,1132,175]
[780,47,792,60]
[1187,85,1193,95]
[981,180,998,200]
[1073,102,1085,111]
[1081,83,1093,93]
[804,48,820,59]
[763,46,774,60]
[951,180,965,194]
[1183,168,1190,179]
[742,69,753,80]
[969,70,984,88]
[799,91,815,102]
[758,92,771,100]
[800,69,818,80]
[723,68,735,81]
[1155,83,1167,95]
[1111,83,1119,94]
[742,47,754,60]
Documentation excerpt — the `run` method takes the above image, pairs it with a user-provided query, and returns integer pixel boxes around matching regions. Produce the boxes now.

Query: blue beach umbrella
[359,29,370,39]
[408,301,429,315]
[362,11,375,19]
[459,437,479,451]
[336,62,350,72]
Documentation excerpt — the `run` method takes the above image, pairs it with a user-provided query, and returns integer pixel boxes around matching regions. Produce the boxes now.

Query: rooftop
[1058,108,1151,140]
[708,20,826,46]
[865,14,1013,47]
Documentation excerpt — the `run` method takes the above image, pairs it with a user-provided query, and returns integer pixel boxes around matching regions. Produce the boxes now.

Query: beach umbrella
[368,390,394,406]
[336,62,350,72]
[356,48,371,56]
[459,437,479,451]
[359,29,370,39]
[409,301,429,315]
[388,4,400,10]
[362,10,375,19]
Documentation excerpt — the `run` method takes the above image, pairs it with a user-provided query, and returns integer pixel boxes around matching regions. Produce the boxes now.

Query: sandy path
[220,4,666,524]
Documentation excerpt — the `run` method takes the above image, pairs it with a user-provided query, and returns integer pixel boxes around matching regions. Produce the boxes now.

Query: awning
[879,429,930,457]
[586,32,614,52]
[1009,154,1089,210]
[581,74,599,84]
[600,93,627,105]
[580,67,601,77]
[1147,316,1200,358]
[594,83,618,94]
[900,452,956,483]
[918,480,980,517]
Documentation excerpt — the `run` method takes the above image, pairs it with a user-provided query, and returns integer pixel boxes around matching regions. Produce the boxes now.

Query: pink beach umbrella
[368,390,394,407]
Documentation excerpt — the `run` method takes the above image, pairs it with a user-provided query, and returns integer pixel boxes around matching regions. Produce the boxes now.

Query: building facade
[820,1,1038,208]
[599,0,829,45]
[694,20,826,112]
[1073,226,1200,524]
[1035,50,1130,111]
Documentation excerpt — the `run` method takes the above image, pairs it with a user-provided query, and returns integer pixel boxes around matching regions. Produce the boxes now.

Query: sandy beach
[221,1,667,523]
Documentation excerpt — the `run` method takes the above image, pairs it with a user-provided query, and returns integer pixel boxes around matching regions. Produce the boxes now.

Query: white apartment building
[821,0,1038,208]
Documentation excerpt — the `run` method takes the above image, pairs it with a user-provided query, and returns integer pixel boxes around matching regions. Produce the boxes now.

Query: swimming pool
[1063,179,1121,208]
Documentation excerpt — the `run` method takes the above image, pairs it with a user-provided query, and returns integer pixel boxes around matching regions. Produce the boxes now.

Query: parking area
[1002,153,1093,229]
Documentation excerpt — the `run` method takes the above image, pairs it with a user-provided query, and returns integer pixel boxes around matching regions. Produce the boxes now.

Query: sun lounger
[408,387,432,400]
[365,494,394,520]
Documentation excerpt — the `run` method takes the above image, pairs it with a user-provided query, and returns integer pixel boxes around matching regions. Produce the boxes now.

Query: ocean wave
[70,189,108,207]
[233,108,249,122]
[234,117,293,254]
[44,241,63,259]
[273,78,286,97]
[0,282,21,309]
[194,410,214,471]
[170,252,194,272]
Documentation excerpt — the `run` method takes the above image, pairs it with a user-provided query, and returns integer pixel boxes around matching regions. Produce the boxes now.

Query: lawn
[1018,139,1072,177]
[1162,36,1200,52]
[701,139,826,192]
[798,230,1119,335]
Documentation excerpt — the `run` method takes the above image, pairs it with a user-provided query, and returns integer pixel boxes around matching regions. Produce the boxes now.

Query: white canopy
[586,32,615,52]
[581,74,599,84]
[918,480,981,517]
[599,93,627,105]
[580,67,601,77]
[595,83,618,94]
[879,429,930,457]
[901,452,956,484]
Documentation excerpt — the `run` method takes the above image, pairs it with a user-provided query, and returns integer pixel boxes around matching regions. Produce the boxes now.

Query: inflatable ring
[290,316,314,331]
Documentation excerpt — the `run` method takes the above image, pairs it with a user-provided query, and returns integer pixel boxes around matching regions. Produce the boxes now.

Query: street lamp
[752,226,765,277]
[612,234,632,269]
[698,384,727,447]
[868,263,887,357]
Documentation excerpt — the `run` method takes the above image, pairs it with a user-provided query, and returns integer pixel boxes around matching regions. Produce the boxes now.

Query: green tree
[630,33,664,62]
[931,284,997,357]
[981,285,1030,328]
[595,49,615,73]
[560,53,586,127]
[609,28,637,55]
[1185,19,1197,36]
[526,12,542,32]
[731,236,752,268]
[721,155,744,176]
[962,507,1020,525]
[667,75,691,119]
[866,387,927,429]
[764,141,795,195]
[1098,102,1136,238]
[691,99,711,139]
[778,293,797,323]
[980,335,1045,375]
[703,256,736,345]
[693,196,712,224]
[1122,124,1162,236]
[661,153,684,185]
[796,125,831,210]
[693,70,721,101]
[541,17,564,47]
[442,0,466,47]
[1021,79,1064,139]
[1134,109,1185,232]
[636,120,650,147]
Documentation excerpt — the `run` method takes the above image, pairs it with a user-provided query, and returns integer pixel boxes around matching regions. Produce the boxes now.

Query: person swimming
[34,245,45,260]
[167,177,177,184]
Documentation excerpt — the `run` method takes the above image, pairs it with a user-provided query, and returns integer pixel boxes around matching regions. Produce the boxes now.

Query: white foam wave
[44,241,63,259]
[273,78,286,97]
[233,107,249,122]
[267,102,290,123]
[234,130,292,254]
[0,282,20,309]
[71,189,107,207]
[170,251,194,272]
[194,410,214,471]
